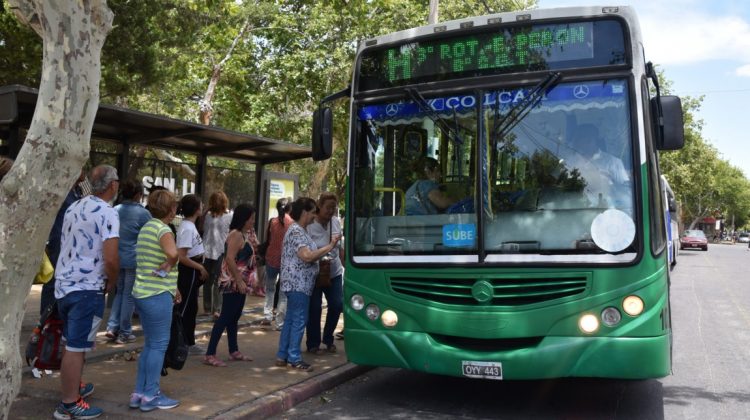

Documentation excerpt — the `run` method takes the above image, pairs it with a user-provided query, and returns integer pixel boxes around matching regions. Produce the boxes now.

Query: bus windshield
[352,78,636,262]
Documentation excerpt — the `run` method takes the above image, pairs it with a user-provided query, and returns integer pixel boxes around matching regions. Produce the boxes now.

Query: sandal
[306,347,322,355]
[326,344,337,353]
[229,351,253,361]
[202,355,227,367]
[289,361,314,372]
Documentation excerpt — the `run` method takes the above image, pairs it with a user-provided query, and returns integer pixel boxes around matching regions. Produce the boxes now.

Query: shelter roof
[0,85,311,164]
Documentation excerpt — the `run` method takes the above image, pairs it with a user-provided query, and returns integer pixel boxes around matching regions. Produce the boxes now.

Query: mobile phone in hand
[153,269,168,278]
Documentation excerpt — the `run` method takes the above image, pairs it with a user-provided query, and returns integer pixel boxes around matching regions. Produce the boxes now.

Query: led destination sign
[358,20,626,90]
[388,23,591,82]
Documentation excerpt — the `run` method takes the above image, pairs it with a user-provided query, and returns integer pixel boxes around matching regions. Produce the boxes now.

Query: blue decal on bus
[359,82,625,122]
[443,224,476,247]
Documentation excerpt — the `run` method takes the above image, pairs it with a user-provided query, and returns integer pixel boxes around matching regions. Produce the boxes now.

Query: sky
[538,0,750,177]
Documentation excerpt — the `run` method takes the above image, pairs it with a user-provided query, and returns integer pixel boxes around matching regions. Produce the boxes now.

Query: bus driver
[405,157,458,215]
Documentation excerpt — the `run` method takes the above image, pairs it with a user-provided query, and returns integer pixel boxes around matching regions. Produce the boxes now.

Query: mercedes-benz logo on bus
[472,280,494,303]
[573,85,590,99]
[386,103,399,116]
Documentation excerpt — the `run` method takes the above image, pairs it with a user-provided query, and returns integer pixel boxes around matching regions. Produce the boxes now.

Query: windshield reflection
[352,79,636,261]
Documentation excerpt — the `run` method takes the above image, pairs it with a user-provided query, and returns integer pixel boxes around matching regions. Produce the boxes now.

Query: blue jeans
[306,274,343,350]
[134,292,173,399]
[57,290,104,352]
[263,265,286,325]
[206,292,246,356]
[276,291,310,364]
[105,268,136,336]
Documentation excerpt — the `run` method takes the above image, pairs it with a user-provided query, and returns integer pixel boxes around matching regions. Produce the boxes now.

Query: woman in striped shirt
[130,190,181,412]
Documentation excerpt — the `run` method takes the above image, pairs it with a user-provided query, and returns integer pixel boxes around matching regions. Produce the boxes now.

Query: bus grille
[389,275,588,306]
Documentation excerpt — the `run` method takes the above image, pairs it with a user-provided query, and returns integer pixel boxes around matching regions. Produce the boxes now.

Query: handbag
[162,308,188,376]
[34,252,54,285]
[316,258,332,288]
[218,234,255,293]
[315,222,333,289]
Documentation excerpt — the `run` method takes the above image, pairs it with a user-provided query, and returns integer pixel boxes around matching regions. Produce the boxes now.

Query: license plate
[461,361,503,380]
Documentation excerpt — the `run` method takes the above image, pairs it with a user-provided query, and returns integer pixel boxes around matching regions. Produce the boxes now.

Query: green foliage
[1,0,538,201]
[658,78,750,230]
[0,5,41,86]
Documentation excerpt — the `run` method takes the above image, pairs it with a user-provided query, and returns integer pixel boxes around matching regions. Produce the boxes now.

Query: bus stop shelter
[0,84,311,221]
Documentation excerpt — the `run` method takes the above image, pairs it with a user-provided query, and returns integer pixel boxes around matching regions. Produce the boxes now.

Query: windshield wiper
[492,72,561,146]
[405,87,464,146]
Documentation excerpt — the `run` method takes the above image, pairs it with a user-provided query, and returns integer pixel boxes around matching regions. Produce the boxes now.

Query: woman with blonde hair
[130,189,180,411]
[202,191,232,318]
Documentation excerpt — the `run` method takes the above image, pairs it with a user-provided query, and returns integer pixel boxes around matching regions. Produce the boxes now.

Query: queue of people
[38,164,345,419]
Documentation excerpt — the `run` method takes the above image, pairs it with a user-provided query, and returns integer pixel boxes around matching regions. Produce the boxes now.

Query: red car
[680,229,708,251]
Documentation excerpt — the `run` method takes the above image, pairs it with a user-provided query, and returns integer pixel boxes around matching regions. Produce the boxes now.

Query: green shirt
[133,218,177,299]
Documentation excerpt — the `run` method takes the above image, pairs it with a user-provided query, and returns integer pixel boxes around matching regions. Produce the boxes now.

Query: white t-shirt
[202,211,232,260]
[55,195,120,298]
[176,219,205,258]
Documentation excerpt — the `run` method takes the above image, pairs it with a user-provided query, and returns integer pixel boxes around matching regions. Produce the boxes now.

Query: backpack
[25,302,64,370]
[161,308,188,376]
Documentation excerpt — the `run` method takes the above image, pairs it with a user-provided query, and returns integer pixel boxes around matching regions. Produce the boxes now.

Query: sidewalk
[10,285,367,419]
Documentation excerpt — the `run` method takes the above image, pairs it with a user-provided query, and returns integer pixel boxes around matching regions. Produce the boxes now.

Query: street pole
[429,0,439,24]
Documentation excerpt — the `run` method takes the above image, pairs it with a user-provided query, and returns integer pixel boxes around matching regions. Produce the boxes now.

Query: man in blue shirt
[104,178,151,344]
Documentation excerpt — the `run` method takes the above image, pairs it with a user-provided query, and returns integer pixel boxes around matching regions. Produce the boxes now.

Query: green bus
[313,6,684,380]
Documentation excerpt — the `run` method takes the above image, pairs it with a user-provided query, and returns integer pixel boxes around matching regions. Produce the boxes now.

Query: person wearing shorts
[53,165,120,420]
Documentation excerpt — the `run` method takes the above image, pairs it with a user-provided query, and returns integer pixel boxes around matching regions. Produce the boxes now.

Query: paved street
[276,244,750,419]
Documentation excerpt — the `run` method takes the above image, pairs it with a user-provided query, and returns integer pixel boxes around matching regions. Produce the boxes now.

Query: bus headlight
[381,310,398,328]
[601,307,622,326]
[365,304,380,321]
[623,295,644,316]
[350,294,365,311]
[579,314,599,334]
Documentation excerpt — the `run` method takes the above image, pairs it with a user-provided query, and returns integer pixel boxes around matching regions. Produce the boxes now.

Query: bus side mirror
[653,95,684,151]
[312,107,333,161]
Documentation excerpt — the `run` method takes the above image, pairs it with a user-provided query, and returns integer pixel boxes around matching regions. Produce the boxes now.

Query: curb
[212,363,372,419]
[22,319,255,374]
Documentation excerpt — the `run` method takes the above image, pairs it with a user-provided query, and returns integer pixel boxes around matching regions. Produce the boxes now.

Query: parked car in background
[738,232,750,243]
[680,230,708,251]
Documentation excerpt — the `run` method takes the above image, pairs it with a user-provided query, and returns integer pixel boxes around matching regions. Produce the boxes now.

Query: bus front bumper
[344,329,671,379]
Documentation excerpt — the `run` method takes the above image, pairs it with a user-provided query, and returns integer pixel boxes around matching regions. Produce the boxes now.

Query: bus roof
[358,6,640,54]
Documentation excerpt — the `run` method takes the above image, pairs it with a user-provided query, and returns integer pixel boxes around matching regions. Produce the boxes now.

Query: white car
[738,233,750,243]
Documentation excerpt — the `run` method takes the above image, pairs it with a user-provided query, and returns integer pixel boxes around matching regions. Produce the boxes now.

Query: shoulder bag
[315,222,333,289]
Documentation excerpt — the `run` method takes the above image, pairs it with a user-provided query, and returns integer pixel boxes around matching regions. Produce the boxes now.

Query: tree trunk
[0,1,112,417]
